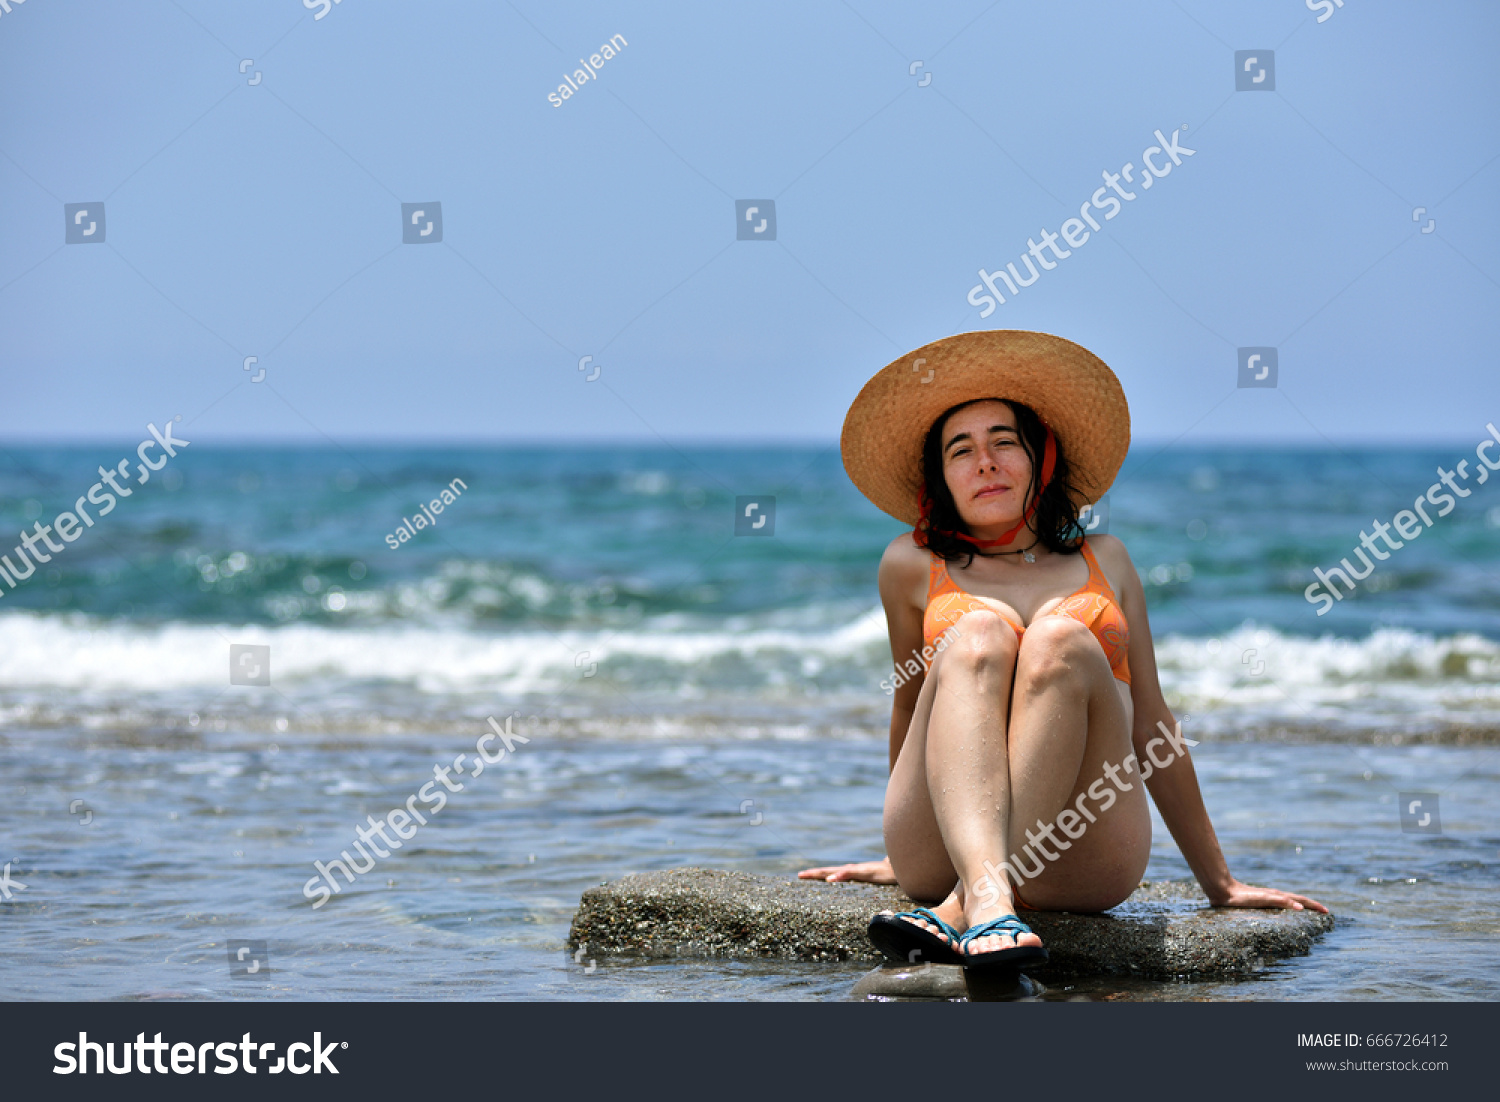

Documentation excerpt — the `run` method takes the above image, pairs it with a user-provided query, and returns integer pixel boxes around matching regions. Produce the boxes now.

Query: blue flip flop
[867,907,964,965]
[956,913,1049,971]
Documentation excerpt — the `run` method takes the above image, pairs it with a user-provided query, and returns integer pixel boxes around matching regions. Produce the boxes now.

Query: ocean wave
[1,611,1496,691]
[0,608,890,694]
[0,611,1496,738]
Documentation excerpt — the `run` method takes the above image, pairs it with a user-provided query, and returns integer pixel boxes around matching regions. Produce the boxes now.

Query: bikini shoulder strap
[927,551,950,599]
[1078,540,1113,595]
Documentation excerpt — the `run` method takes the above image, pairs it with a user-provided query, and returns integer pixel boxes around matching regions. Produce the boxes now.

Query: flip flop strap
[896,907,961,941]
[958,913,1034,947]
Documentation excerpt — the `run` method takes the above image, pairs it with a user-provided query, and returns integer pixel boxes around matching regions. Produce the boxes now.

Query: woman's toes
[897,914,947,942]
[965,933,1017,956]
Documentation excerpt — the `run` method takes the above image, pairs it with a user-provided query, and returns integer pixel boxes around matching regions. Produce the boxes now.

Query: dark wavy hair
[917,399,1086,566]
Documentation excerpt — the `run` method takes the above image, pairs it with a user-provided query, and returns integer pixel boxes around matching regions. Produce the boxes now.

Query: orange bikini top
[922,540,1131,684]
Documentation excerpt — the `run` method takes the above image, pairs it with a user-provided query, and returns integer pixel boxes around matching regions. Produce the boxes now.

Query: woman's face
[938,400,1034,532]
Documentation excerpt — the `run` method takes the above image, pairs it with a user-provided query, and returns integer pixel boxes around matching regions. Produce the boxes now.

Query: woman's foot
[958,896,1045,959]
[875,888,964,949]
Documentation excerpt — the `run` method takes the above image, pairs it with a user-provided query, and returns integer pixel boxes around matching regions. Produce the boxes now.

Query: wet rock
[850,963,1048,1002]
[850,963,971,999]
[567,867,1334,978]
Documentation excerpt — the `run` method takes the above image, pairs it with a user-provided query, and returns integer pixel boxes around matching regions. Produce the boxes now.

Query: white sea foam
[0,608,888,694]
[1150,625,1500,737]
[0,611,1495,734]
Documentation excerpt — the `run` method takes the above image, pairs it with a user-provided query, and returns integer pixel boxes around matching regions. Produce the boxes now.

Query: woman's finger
[797,859,897,884]
[1232,885,1329,913]
[798,863,868,880]
[827,864,874,881]
[796,866,840,879]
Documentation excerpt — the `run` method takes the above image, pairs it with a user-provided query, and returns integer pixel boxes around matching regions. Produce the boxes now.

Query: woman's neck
[962,519,1041,550]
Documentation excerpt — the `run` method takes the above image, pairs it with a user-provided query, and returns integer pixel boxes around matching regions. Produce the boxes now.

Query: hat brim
[840,330,1130,527]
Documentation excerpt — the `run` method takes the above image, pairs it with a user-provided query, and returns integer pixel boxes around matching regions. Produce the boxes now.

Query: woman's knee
[937,610,1018,683]
[1014,615,1097,689]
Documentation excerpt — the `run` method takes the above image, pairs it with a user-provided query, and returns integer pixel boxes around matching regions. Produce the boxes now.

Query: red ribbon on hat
[915,425,1056,549]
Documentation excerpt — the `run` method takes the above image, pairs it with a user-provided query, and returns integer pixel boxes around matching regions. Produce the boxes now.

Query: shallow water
[4,724,1496,1001]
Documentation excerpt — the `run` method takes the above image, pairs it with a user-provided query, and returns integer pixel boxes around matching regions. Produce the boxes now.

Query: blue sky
[1,0,1496,444]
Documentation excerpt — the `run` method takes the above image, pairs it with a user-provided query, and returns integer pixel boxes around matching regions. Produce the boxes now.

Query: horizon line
[0,434,1485,450]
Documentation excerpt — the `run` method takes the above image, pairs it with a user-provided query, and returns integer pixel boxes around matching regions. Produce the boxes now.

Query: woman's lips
[975,485,1010,499]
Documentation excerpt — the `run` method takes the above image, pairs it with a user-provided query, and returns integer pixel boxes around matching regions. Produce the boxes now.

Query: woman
[800,330,1327,969]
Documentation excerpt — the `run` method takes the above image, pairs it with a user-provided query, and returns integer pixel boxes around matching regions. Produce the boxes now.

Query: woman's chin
[958,511,1024,534]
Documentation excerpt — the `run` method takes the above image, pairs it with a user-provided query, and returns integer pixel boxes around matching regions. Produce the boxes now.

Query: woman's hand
[797,857,897,884]
[1209,878,1329,913]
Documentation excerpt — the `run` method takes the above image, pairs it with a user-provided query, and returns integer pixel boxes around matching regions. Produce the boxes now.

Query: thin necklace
[974,538,1041,563]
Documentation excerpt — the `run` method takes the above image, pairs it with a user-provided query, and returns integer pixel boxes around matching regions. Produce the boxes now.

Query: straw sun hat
[840,330,1130,527]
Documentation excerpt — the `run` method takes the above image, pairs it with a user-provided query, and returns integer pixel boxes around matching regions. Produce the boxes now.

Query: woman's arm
[879,536,929,772]
[797,536,927,884]
[1097,536,1328,913]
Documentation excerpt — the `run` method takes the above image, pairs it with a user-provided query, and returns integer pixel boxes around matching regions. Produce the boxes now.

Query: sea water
[1,444,1497,999]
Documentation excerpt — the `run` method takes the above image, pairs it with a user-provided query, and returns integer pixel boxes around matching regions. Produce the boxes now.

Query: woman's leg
[882,611,1148,955]
[961,615,1150,954]
[914,610,1045,952]
[882,610,1018,942]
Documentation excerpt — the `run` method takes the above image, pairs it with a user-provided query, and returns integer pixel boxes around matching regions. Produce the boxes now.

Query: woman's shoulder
[880,529,930,564]
[878,531,932,586]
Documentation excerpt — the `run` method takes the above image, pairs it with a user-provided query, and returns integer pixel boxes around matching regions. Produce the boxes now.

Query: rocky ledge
[567,867,1334,979]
